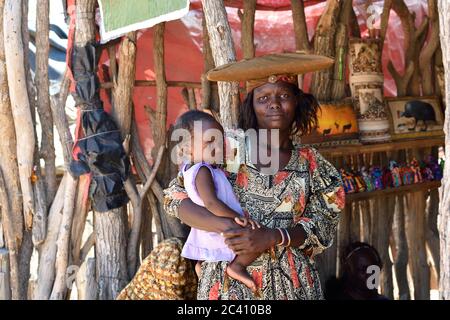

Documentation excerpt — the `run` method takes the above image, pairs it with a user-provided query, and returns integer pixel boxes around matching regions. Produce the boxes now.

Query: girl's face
[189,120,224,164]
[252,81,297,131]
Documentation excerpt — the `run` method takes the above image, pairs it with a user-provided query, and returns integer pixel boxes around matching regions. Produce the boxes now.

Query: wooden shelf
[318,136,444,157]
[345,180,441,202]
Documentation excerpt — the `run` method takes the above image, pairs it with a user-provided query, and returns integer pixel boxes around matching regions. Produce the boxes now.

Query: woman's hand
[222,222,279,256]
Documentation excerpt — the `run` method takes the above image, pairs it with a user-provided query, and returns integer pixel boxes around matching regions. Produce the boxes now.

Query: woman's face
[252,81,297,131]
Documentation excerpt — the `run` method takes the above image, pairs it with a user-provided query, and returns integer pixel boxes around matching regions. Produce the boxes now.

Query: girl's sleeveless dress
[180,162,243,262]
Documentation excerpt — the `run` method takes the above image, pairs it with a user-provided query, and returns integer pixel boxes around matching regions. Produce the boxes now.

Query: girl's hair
[238,83,320,136]
[343,241,382,268]
[174,110,220,133]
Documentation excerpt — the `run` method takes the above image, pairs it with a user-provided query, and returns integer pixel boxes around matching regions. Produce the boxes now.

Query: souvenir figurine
[361,166,375,192]
[382,167,393,188]
[352,170,366,192]
[400,165,414,185]
[370,166,383,190]
[389,160,402,188]
[340,168,356,193]
[410,158,422,183]
[425,155,443,181]
[420,160,434,181]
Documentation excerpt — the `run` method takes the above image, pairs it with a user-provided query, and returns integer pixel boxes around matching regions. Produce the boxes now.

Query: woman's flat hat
[206,52,334,82]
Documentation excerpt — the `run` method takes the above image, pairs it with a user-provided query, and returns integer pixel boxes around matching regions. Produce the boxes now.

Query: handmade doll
[426,155,443,181]
[352,170,366,192]
[389,160,402,188]
[340,168,356,193]
[382,167,393,188]
[420,160,434,181]
[410,158,422,183]
[361,166,374,192]
[400,164,414,185]
[370,166,383,190]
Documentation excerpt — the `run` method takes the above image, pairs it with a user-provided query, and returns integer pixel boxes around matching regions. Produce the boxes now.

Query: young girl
[174,110,260,292]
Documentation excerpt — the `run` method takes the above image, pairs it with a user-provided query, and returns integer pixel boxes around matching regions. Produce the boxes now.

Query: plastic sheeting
[97,0,430,164]
[72,42,130,212]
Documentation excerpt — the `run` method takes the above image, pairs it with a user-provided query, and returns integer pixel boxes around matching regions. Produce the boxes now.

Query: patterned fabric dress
[163,143,345,300]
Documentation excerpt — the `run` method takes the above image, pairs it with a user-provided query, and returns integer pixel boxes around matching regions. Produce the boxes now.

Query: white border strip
[98,0,190,43]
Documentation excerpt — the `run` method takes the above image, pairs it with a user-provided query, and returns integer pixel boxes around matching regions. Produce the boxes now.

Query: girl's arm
[195,166,242,219]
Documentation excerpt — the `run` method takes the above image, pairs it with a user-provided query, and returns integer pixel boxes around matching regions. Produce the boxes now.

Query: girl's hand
[234,217,261,230]
[222,224,278,256]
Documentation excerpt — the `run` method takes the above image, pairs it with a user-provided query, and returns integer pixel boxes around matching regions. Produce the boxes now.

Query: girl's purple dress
[181,162,243,262]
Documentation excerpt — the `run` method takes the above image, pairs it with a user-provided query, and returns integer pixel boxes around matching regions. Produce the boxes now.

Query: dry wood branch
[291,0,311,52]
[50,70,73,168]
[50,175,78,300]
[152,23,168,152]
[126,146,165,277]
[36,0,56,203]
[239,0,256,59]
[0,0,23,247]
[79,233,95,265]
[3,0,35,230]
[380,0,393,46]
[201,0,239,129]
[0,168,19,299]
[112,32,136,138]
[70,175,90,265]
[34,174,67,299]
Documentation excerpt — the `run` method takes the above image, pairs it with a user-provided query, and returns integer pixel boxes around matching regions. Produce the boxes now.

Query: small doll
[340,168,357,193]
[400,165,414,185]
[382,167,393,188]
[420,160,434,181]
[410,158,422,183]
[370,166,383,190]
[361,166,374,192]
[389,160,402,188]
[352,170,366,193]
[425,155,443,181]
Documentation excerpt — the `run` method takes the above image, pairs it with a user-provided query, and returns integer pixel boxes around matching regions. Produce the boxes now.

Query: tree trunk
[438,0,450,300]
[95,209,128,300]
[3,0,35,230]
[201,0,239,129]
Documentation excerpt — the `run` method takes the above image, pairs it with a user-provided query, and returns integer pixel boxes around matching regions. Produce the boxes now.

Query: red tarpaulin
[97,0,429,164]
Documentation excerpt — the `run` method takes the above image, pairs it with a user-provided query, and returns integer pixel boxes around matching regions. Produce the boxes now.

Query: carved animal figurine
[361,166,374,192]
[400,100,437,131]
[389,160,402,188]
[370,166,383,190]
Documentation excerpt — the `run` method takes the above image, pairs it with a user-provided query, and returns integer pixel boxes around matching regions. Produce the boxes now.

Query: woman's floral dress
[163,143,345,300]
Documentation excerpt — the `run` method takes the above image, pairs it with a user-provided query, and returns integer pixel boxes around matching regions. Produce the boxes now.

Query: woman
[163,53,345,300]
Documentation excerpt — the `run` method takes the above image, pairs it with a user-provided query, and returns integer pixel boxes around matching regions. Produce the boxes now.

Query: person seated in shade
[325,241,389,300]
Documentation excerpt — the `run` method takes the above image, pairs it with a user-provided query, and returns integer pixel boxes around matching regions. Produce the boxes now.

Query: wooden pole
[201,0,239,129]
[0,0,23,249]
[437,0,450,300]
[36,0,56,204]
[239,0,256,59]
[3,0,35,230]
[291,0,311,52]
[310,0,341,101]
[0,249,11,299]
